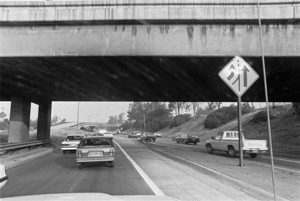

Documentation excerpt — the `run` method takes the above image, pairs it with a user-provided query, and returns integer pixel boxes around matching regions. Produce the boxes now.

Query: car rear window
[65,136,84,141]
[81,138,113,147]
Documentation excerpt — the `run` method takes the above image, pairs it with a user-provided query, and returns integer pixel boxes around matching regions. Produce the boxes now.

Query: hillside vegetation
[159,104,300,148]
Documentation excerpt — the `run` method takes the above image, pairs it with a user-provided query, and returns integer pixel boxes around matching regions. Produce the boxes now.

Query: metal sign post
[219,55,259,167]
[237,96,243,166]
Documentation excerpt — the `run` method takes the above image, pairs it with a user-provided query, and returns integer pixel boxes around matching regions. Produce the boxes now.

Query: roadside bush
[169,114,192,128]
[195,108,209,118]
[204,107,237,129]
[249,110,276,124]
[204,105,253,129]
[242,102,253,114]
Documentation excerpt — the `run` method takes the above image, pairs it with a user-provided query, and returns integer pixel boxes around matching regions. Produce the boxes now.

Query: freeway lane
[150,137,300,173]
[1,135,268,201]
[0,144,154,198]
[131,136,299,200]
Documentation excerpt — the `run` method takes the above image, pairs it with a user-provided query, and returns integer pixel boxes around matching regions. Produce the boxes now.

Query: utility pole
[77,102,80,130]
[143,102,146,131]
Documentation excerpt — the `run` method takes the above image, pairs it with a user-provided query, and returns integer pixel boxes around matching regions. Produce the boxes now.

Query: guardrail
[0,139,52,152]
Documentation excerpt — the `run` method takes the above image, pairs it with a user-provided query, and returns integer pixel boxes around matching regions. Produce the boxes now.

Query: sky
[0,101,132,123]
[0,101,273,123]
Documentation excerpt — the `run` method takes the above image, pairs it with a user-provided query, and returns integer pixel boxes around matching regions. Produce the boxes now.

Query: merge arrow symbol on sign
[218,56,259,97]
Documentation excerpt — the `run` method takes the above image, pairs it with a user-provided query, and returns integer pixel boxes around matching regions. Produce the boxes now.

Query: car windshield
[65,136,84,141]
[81,138,113,147]
[0,1,298,201]
[92,133,104,136]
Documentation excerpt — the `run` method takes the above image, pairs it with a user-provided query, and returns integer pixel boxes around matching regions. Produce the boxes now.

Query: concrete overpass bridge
[0,0,299,142]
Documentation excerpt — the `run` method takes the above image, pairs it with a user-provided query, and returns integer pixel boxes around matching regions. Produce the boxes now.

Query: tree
[0,118,9,130]
[127,102,145,128]
[108,115,119,124]
[145,104,172,132]
[52,115,59,125]
[30,119,38,130]
[118,112,125,124]
[206,102,221,110]
[168,102,191,115]
[190,102,203,119]
[0,111,6,119]
[216,102,222,109]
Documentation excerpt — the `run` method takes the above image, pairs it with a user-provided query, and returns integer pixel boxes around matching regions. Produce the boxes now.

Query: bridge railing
[0,139,52,153]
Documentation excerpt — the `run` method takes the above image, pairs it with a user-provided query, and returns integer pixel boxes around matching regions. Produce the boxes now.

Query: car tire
[153,140,155,142]
[176,140,179,143]
[194,142,197,145]
[78,163,83,169]
[228,147,237,158]
[110,161,115,168]
[249,153,258,158]
[184,140,188,144]
[63,150,66,154]
[207,144,213,154]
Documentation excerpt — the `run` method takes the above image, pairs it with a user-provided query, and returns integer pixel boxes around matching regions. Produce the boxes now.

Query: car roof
[66,134,86,136]
[83,136,112,139]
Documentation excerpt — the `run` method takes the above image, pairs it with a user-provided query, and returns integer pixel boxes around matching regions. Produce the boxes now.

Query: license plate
[71,144,77,147]
[250,149,259,153]
[88,152,103,157]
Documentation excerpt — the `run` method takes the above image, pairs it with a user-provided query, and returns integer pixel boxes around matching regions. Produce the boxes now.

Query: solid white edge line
[262,156,300,164]
[114,141,165,196]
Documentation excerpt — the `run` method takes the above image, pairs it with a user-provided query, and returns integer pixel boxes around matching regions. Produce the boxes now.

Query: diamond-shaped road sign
[219,56,259,97]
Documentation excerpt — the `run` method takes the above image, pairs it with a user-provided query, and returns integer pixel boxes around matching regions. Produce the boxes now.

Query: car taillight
[109,149,116,156]
[77,150,82,157]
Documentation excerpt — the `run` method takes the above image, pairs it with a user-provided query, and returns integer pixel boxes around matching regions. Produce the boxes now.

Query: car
[205,131,268,158]
[92,133,104,136]
[141,132,156,142]
[172,133,182,141]
[103,132,114,138]
[61,134,86,154]
[76,136,116,168]
[0,164,8,189]
[128,131,140,138]
[134,131,141,137]
[154,133,161,137]
[176,133,200,145]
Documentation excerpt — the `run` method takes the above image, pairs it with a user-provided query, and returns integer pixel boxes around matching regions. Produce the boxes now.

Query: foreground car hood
[1,193,180,201]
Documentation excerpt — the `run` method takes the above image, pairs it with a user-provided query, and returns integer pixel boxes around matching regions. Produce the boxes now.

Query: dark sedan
[176,134,200,145]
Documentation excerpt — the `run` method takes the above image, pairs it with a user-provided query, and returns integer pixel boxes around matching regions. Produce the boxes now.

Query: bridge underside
[1,56,300,103]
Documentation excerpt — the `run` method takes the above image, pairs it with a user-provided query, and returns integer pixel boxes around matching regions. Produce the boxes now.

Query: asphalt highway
[0,143,154,198]
[1,135,298,200]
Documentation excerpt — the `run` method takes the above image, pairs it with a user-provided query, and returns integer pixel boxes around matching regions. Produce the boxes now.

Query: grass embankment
[159,104,300,148]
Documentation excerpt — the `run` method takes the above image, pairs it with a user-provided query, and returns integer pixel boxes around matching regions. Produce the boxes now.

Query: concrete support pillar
[37,102,52,140]
[8,96,31,143]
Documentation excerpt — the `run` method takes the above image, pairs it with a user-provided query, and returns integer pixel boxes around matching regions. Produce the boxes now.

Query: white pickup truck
[205,131,268,158]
